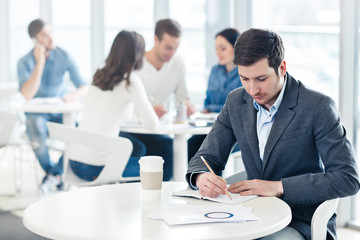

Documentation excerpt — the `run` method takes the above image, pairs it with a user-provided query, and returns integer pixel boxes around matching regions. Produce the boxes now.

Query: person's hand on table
[153,105,167,118]
[228,179,284,197]
[63,85,88,103]
[185,99,196,116]
[196,172,228,198]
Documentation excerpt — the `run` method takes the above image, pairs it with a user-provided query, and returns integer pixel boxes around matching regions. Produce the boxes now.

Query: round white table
[11,97,83,125]
[23,182,292,240]
[121,123,211,181]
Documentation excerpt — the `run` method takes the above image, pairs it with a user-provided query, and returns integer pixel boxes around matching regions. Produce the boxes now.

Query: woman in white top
[71,30,158,181]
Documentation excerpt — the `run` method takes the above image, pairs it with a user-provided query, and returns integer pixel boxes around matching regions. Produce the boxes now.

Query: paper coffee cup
[138,156,164,201]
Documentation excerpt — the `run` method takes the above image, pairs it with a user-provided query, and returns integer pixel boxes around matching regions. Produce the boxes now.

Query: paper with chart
[147,203,259,225]
[172,188,258,204]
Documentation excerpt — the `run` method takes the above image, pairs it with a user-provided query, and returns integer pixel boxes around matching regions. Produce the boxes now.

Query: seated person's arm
[63,85,88,102]
[19,45,46,100]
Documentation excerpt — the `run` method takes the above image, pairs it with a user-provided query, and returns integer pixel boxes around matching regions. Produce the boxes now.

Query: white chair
[0,110,38,195]
[225,171,339,240]
[311,198,339,240]
[47,122,140,187]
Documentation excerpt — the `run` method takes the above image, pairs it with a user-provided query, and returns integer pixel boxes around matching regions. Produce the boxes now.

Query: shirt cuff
[189,171,206,190]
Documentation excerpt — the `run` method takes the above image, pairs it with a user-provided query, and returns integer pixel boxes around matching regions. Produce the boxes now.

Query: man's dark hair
[28,19,46,38]
[155,18,182,40]
[233,28,284,75]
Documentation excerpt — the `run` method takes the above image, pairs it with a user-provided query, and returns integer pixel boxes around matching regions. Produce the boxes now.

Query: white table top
[11,97,83,114]
[122,122,211,135]
[23,182,292,240]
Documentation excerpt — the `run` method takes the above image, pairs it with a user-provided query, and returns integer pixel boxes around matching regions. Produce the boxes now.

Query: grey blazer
[187,73,359,240]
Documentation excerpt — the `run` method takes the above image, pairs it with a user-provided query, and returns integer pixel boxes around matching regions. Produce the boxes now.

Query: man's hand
[196,172,228,198]
[33,44,46,64]
[186,100,196,116]
[153,105,167,118]
[228,179,284,197]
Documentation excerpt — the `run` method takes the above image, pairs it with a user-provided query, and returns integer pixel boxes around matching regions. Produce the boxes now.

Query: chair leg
[0,146,18,196]
[14,145,22,193]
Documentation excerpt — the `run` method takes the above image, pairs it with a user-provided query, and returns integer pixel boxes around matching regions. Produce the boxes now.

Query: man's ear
[279,60,287,77]
[154,35,159,45]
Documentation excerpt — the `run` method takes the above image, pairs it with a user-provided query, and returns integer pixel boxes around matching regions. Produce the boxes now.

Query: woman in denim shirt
[189,28,242,161]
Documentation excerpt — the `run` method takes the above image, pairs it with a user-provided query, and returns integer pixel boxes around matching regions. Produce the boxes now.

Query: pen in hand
[201,156,232,200]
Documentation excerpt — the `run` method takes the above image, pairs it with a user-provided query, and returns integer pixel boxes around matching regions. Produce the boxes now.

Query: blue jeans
[25,113,63,176]
[120,132,173,181]
[70,133,147,181]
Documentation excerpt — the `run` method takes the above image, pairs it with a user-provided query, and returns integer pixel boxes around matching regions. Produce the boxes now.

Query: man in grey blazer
[186,28,360,240]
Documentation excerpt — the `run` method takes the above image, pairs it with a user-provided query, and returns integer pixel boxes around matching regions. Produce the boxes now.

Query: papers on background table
[172,188,258,204]
[148,203,259,226]
[27,97,65,105]
[188,112,219,127]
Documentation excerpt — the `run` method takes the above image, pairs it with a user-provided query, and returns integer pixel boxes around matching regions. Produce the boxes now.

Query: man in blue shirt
[17,19,87,193]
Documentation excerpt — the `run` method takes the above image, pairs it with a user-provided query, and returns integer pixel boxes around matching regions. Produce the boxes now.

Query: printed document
[148,203,259,225]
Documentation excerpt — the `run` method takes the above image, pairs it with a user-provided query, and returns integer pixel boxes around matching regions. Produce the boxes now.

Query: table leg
[62,112,77,126]
[172,134,188,181]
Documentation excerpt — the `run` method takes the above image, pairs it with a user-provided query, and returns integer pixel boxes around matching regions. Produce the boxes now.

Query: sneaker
[41,174,62,193]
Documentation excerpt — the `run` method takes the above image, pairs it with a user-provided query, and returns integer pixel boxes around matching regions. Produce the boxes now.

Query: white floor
[0,145,359,239]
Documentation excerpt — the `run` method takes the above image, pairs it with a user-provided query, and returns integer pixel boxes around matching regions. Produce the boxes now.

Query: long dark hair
[93,30,145,90]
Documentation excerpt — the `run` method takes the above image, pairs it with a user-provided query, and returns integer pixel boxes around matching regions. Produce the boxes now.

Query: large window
[104,0,154,55]
[52,0,91,83]
[252,0,340,104]
[9,0,39,85]
[169,0,207,108]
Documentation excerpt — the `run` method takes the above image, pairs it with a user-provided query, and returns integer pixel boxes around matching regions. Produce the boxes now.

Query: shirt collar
[253,74,287,114]
[47,48,56,62]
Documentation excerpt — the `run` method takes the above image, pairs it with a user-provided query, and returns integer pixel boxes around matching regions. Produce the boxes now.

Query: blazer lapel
[262,74,299,170]
[240,93,263,171]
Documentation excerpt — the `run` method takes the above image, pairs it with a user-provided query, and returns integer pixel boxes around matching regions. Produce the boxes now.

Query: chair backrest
[0,111,18,146]
[47,122,137,186]
[311,198,339,240]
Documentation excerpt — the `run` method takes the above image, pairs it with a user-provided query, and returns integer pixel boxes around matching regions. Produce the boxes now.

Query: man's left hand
[186,100,196,116]
[227,179,284,197]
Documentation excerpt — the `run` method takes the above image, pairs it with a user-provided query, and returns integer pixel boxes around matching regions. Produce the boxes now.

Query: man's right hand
[195,172,228,198]
[33,44,46,64]
[153,105,167,118]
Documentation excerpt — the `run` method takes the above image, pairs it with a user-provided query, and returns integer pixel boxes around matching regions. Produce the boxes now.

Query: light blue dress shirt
[253,77,287,161]
[204,65,242,113]
[17,47,86,98]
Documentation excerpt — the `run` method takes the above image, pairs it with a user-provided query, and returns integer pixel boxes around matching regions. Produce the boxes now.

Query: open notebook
[172,188,258,205]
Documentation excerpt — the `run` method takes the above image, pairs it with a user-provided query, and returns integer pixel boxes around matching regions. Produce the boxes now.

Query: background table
[23,182,292,240]
[122,123,211,181]
[11,97,83,125]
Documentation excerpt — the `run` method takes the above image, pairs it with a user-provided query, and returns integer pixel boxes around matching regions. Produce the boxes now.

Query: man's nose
[249,81,259,95]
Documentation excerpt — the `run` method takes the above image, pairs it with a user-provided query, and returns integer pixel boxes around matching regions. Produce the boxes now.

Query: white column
[338,0,359,227]
[154,0,169,21]
[232,0,252,32]
[39,0,52,24]
[91,0,105,73]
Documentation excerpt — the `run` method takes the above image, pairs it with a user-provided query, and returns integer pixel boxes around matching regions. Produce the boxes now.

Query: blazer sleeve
[186,94,238,183]
[281,96,360,207]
